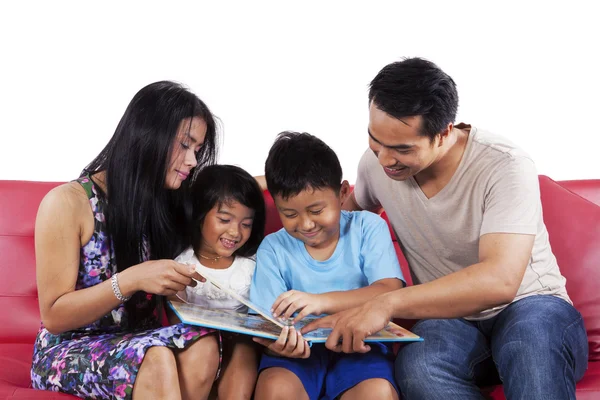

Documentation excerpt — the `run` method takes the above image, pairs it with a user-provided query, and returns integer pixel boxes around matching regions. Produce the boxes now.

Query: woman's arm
[35,183,128,334]
[36,184,198,334]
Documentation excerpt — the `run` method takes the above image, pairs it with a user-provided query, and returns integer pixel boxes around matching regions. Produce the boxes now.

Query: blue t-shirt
[249,210,405,313]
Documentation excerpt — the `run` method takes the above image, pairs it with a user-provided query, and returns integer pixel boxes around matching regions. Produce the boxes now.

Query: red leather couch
[1,176,599,399]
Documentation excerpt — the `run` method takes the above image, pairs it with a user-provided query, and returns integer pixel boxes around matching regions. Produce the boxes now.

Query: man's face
[368,102,442,181]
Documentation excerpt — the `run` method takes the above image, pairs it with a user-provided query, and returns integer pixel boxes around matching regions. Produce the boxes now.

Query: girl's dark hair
[83,81,219,327]
[189,165,265,258]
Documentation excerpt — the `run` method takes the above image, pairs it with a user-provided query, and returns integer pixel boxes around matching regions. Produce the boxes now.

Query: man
[302,58,588,399]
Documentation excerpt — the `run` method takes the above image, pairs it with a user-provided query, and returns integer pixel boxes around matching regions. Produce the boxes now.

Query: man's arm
[303,232,534,353]
[342,191,383,214]
[254,175,267,191]
[272,278,403,322]
[383,231,534,319]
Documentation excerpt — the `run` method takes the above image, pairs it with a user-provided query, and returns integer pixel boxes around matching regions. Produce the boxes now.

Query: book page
[195,266,290,328]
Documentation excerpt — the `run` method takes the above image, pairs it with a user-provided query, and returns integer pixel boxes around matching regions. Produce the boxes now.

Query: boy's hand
[252,326,311,359]
[272,290,327,324]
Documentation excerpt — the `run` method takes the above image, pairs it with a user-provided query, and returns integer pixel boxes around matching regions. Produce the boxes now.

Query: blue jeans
[395,295,588,400]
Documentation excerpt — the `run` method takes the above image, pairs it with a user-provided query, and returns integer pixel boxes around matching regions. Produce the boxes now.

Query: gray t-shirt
[354,125,571,320]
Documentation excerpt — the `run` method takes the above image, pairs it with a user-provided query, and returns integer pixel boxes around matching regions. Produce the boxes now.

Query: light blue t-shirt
[249,210,405,313]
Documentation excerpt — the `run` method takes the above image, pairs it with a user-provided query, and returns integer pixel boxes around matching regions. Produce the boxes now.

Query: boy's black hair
[369,57,459,141]
[188,164,265,258]
[265,131,342,199]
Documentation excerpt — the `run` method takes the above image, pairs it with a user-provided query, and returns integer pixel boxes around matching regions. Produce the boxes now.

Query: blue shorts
[259,342,398,400]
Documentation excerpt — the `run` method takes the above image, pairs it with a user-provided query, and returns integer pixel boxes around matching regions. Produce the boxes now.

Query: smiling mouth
[383,166,407,174]
[220,238,238,249]
[300,230,320,238]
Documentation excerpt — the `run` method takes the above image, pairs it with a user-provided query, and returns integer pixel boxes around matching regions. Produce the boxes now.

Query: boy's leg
[395,318,494,400]
[490,295,588,400]
[254,344,328,400]
[255,368,309,400]
[325,342,399,400]
[340,379,398,400]
[217,336,259,400]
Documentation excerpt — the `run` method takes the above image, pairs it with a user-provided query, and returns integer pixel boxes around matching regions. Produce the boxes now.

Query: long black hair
[83,81,219,326]
[188,165,266,258]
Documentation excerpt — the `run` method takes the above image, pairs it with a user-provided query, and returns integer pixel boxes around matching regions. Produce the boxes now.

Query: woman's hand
[120,260,202,297]
[253,326,311,359]
[271,290,327,324]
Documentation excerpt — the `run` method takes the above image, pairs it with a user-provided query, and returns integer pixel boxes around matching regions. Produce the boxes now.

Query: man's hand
[301,295,393,353]
[271,290,326,324]
[252,326,311,358]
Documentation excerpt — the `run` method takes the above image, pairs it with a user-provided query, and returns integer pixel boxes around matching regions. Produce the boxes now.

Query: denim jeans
[395,295,588,400]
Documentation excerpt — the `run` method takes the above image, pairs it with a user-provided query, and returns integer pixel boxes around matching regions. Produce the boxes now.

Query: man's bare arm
[383,232,534,319]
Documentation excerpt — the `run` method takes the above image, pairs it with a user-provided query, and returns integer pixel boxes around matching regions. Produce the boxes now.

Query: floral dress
[31,175,217,400]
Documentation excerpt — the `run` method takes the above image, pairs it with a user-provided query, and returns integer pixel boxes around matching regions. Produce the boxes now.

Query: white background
[1,1,598,183]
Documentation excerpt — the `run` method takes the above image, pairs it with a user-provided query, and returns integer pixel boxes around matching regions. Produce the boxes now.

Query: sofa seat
[0,343,77,399]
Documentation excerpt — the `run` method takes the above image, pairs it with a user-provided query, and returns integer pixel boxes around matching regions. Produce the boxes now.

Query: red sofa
[1,176,599,399]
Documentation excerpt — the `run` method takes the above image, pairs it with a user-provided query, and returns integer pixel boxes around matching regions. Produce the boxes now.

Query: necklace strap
[198,253,221,261]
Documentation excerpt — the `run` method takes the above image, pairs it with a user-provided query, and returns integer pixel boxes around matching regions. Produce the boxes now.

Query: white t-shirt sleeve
[353,149,382,211]
[480,156,540,236]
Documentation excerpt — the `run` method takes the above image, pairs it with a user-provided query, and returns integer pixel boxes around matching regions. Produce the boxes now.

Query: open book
[167,267,423,344]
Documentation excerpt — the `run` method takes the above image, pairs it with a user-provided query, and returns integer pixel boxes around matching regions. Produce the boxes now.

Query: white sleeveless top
[174,247,256,313]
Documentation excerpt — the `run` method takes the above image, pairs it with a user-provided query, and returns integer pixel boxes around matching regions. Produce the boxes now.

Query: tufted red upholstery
[0,176,598,398]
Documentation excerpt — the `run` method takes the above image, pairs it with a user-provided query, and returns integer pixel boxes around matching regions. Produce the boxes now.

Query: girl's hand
[272,290,327,324]
[252,326,311,359]
[120,260,200,297]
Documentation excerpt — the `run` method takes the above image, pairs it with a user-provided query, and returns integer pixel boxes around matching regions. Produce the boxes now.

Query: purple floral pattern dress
[31,176,216,399]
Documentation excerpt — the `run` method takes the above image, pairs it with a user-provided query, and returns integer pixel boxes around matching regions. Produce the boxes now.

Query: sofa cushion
[539,176,600,360]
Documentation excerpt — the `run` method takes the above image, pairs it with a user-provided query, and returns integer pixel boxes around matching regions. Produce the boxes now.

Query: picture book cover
[168,267,423,343]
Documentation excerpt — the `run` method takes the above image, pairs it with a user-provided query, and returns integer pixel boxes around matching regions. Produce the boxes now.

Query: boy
[250,132,404,400]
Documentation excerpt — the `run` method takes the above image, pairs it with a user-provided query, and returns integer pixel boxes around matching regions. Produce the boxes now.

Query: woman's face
[165,117,207,190]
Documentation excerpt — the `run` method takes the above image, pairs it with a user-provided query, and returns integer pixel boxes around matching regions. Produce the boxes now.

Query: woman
[32,81,223,400]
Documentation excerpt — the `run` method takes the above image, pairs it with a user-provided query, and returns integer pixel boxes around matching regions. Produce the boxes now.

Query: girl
[32,81,223,400]
[170,164,266,400]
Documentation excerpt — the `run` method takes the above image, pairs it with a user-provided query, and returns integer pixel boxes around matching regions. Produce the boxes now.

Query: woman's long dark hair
[83,81,218,327]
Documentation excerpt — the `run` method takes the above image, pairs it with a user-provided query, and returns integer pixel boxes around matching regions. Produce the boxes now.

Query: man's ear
[339,180,351,204]
[437,122,454,147]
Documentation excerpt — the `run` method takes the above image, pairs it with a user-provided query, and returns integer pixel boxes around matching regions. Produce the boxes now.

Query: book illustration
[168,300,422,343]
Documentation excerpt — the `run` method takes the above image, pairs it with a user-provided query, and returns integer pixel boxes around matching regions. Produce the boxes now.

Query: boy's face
[274,182,350,250]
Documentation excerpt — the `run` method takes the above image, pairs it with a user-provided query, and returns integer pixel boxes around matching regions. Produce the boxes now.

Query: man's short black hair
[369,57,459,141]
[265,131,342,199]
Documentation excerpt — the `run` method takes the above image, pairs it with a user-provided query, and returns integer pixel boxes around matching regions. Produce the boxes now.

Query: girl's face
[198,200,255,258]
[165,117,207,190]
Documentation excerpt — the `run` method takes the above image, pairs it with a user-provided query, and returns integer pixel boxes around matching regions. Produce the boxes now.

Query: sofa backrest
[559,179,600,206]
[0,181,61,343]
[1,177,598,353]
[538,175,600,360]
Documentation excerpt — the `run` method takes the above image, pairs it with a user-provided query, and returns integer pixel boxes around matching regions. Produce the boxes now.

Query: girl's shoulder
[175,247,197,264]
[232,255,256,270]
